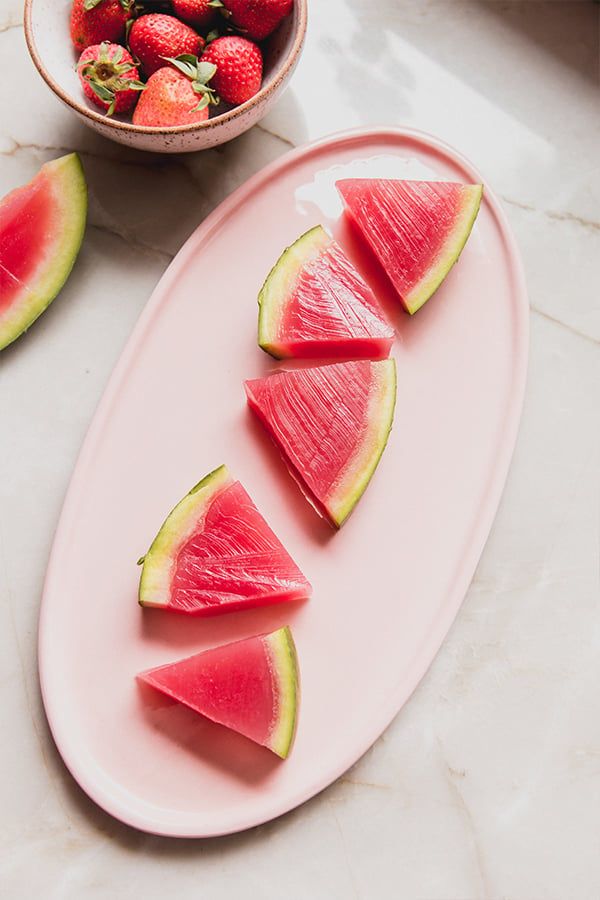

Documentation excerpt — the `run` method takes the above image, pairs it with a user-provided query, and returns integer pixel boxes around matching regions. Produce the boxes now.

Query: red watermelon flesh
[0,154,87,351]
[258,225,393,360]
[336,179,483,314]
[0,175,54,311]
[245,360,396,528]
[139,465,311,615]
[139,626,299,758]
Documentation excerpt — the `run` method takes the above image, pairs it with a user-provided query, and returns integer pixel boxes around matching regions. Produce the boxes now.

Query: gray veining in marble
[1,1,599,897]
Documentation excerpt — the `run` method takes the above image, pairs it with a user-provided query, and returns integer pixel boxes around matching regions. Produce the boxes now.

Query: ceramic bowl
[24,0,307,154]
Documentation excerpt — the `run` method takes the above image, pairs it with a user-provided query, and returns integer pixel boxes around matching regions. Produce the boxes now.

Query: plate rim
[39,126,529,838]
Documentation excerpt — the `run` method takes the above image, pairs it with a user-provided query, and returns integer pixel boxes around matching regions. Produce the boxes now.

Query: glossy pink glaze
[39,128,528,837]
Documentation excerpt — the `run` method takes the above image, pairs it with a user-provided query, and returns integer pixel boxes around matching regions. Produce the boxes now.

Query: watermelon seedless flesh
[139,626,300,758]
[258,225,394,360]
[0,154,87,351]
[245,359,397,528]
[336,179,483,315]
[138,465,311,615]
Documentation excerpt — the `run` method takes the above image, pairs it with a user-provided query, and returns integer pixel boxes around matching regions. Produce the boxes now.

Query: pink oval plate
[40,128,528,837]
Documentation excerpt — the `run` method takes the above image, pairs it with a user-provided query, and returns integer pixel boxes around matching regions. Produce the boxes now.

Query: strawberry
[128,14,205,77]
[132,56,218,126]
[221,0,293,41]
[172,0,223,31]
[201,35,262,105]
[77,42,144,116]
[70,0,134,53]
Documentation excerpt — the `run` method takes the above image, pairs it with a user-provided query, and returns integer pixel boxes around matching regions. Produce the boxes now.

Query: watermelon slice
[258,225,394,360]
[139,626,299,758]
[336,179,483,314]
[0,154,87,351]
[245,359,396,528]
[139,465,311,615]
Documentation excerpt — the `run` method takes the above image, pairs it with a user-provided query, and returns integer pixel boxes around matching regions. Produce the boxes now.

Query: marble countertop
[1,1,599,897]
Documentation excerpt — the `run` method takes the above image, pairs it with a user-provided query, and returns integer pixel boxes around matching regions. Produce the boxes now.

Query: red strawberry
[128,14,205,77]
[201,35,262,105]
[70,0,134,53]
[133,56,218,126]
[221,0,293,41]
[172,0,222,30]
[77,42,144,116]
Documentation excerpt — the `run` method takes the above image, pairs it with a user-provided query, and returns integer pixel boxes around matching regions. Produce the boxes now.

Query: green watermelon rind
[327,359,397,527]
[265,626,300,759]
[138,464,232,609]
[0,153,87,352]
[404,184,483,315]
[257,225,331,359]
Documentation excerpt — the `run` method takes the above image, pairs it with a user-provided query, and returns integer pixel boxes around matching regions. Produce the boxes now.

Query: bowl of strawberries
[24,0,306,153]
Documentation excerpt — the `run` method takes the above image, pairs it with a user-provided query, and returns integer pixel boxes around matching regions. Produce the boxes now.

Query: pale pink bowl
[24,0,306,154]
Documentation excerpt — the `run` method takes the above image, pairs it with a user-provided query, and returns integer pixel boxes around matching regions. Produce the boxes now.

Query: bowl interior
[28,0,300,129]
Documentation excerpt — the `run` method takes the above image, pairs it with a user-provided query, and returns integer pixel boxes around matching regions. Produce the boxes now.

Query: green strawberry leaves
[85,76,145,116]
[86,80,119,116]
[83,0,133,10]
[163,54,220,111]
[166,54,200,80]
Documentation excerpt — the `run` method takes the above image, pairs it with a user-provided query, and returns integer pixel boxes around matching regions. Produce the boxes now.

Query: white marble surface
[1,1,599,896]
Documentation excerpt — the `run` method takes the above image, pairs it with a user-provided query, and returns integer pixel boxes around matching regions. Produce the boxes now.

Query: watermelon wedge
[258,225,394,360]
[0,154,87,351]
[139,465,311,615]
[336,179,483,314]
[245,360,396,528]
[139,626,299,758]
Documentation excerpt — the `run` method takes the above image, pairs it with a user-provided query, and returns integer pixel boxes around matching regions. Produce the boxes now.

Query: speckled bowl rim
[23,0,307,136]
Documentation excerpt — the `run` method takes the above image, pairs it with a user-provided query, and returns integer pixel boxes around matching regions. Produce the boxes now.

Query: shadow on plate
[241,407,337,548]
[136,680,281,786]
[139,593,308,652]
